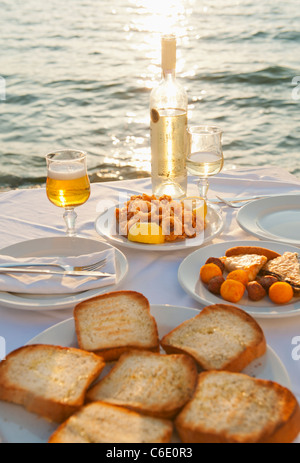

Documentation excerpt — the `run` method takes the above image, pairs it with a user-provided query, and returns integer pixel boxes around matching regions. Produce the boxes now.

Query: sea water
[0,0,299,189]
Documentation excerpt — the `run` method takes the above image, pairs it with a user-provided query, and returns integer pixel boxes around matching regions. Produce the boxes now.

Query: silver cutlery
[0,257,113,277]
[214,195,272,208]
[0,267,113,278]
[0,257,107,273]
[215,196,251,208]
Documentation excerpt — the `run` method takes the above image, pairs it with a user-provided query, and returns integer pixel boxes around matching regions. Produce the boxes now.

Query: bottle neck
[162,69,176,80]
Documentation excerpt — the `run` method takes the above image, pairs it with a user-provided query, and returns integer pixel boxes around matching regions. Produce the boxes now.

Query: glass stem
[198,178,209,201]
[63,208,77,237]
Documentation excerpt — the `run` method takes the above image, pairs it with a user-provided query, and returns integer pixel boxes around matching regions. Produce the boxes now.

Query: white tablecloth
[0,167,300,443]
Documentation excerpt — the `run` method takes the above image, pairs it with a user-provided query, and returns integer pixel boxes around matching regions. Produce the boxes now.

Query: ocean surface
[0,0,299,190]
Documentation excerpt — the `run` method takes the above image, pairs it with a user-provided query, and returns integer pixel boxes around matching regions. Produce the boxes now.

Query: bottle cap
[161,34,176,72]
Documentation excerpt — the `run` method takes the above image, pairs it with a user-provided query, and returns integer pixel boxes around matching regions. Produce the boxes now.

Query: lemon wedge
[128,222,165,244]
[182,196,208,219]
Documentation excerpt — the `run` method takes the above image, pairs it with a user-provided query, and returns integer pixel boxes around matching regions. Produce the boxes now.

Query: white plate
[0,304,292,444]
[0,237,128,311]
[237,195,300,246]
[178,240,300,319]
[95,204,224,251]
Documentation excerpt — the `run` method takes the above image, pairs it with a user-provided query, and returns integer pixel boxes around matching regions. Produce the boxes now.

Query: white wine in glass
[187,126,224,201]
[46,150,90,236]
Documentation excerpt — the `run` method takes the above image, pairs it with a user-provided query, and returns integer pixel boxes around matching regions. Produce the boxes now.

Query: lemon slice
[182,196,208,219]
[128,222,165,244]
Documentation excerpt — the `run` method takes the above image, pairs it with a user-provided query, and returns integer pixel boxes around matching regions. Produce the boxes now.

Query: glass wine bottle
[150,34,188,199]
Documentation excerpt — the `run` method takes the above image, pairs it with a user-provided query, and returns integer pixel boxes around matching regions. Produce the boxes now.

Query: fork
[215,196,252,208]
[0,257,107,273]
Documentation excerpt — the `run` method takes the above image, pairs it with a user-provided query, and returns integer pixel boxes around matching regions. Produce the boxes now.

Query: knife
[0,267,114,278]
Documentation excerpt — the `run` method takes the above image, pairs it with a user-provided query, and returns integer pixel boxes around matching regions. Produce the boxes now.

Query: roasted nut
[205,257,225,273]
[208,276,225,295]
[257,275,279,293]
[246,281,267,301]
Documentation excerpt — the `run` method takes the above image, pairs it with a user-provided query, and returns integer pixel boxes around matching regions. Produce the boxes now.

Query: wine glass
[46,149,91,236]
[187,126,224,202]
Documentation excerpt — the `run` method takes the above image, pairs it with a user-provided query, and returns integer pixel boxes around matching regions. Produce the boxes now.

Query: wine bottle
[150,34,188,199]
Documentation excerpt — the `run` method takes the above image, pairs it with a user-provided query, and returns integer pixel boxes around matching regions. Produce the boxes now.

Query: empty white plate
[237,195,300,246]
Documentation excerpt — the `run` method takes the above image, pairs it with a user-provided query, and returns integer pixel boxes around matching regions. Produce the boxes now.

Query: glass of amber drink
[46,149,91,236]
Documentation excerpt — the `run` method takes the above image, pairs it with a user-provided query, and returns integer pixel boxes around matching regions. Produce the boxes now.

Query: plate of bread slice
[178,240,300,318]
[0,291,299,443]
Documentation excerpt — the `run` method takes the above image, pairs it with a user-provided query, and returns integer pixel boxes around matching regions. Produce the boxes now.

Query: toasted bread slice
[225,246,281,261]
[0,344,105,422]
[87,350,198,419]
[175,371,300,443]
[49,401,173,443]
[160,304,266,372]
[74,291,159,361]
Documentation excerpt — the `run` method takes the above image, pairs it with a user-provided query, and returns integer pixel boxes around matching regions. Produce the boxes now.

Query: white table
[0,167,299,443]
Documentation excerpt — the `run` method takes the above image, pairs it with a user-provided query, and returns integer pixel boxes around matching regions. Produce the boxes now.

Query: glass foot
[63,208,77,237]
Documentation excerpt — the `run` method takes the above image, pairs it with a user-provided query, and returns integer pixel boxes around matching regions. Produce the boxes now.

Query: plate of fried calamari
[95,193,224,251]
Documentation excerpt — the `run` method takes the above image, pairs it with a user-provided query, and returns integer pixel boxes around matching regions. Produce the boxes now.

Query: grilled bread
[74,291,159,361]
[49,401,173,443]
[160,304,266,372]
[87,350,198,419]
[0,344,105,422]
[175,371,300,443]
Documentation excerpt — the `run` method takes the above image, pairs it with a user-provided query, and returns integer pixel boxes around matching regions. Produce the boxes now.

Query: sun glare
[128,0,193,77]
[121,0,193,174]
[129,0,189,36]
